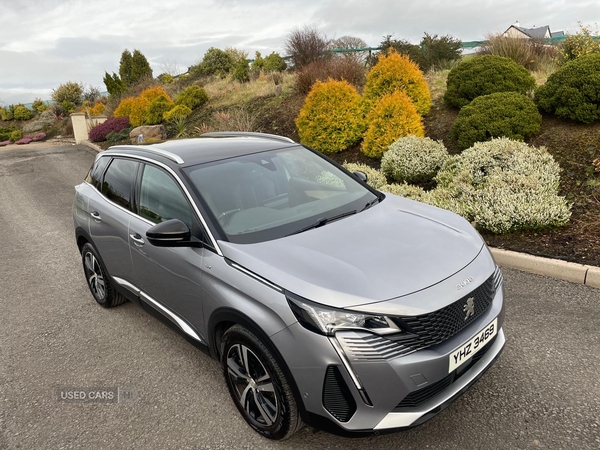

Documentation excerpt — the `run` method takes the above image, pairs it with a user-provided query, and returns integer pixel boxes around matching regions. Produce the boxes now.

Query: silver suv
[73,132,505,439]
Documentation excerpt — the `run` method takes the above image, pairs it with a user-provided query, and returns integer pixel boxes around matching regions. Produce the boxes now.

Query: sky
[0,0,598,105]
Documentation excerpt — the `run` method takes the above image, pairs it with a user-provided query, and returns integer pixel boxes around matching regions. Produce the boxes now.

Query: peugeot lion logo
[463,298,475,320]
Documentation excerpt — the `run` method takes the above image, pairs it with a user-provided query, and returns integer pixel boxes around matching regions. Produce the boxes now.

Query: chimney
[515,20,520,27]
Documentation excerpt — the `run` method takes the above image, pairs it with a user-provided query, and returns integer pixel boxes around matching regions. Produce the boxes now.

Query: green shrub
[10,130,23,142]
[535,53,600,123]
[0,127,16,141]
[163,105,192,122]
[377,33,462,72]
[444,55,536,108]
[191,47,235,78]
[296,79,365,154]
[146,95,174,124]
[381,136,449,183]
[32,98,48,113]
[380,183,427,201]
[158,73,175,84]
[429,138,571,234]
[361,91,425,159]
[451,92,542,149]
[0,107,13,120]
[342,162,387,189]
[363,50,432,115]
[557,23,600,64]
[233,60,250,83]
[263,52,287,72]
[61,101,76,114]
[13,105,33,121]
[51,81,83,106]
[175,85,209,110]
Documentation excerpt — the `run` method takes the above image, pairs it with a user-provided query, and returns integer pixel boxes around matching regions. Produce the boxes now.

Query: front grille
[322,366,357,422]
[335,268,501,362]
[390,269,498,354]
[393,335,497,411]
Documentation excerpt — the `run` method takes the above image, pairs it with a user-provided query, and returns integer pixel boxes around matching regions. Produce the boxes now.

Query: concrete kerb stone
[80,140,103,153]
[490,248,599,288]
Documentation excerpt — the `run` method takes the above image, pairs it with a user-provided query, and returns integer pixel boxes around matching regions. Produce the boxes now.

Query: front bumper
[271,273,506,435]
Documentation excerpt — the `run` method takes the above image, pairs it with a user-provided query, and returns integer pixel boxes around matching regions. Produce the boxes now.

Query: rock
[22,110,56,133]
[130,125,166,144]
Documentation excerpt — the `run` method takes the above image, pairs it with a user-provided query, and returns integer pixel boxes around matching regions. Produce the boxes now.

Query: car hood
[218,194,485,309]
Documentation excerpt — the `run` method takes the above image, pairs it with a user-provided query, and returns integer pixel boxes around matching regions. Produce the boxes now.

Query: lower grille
[393,335,497,411]
[322,366,357,422]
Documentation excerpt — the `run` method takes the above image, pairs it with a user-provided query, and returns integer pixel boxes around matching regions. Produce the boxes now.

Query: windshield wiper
[360,196,381,212]
[286,210,357,236]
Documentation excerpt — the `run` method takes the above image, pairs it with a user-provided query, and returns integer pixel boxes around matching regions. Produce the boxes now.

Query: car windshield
[184,146,378,244]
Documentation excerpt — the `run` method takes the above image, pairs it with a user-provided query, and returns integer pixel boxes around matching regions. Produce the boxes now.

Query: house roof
[514,25,551,39]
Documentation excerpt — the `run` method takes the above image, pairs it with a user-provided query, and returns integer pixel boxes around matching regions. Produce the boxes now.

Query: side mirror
[353,170,368,183]
[146,219,200,247]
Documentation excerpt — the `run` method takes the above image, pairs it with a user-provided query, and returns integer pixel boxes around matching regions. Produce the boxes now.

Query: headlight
[287,293,402,336]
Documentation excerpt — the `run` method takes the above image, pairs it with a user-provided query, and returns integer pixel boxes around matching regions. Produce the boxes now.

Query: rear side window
[102,158,139,211]
[85,156,110,190]
[138,164,193,227]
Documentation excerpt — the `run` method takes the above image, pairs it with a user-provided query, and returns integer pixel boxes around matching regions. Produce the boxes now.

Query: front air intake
[322,366,357,422]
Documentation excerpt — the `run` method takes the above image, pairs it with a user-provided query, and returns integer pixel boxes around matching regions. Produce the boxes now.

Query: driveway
[1,144,599,449]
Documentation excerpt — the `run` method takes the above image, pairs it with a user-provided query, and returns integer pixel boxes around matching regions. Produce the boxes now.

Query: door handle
[130,233,145,247]
[90,211,102,222]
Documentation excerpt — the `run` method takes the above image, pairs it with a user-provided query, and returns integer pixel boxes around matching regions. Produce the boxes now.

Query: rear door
[128,162,208,339]
[88,157,140,283]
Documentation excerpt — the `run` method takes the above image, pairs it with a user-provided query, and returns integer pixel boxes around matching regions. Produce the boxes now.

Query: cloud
[0,0,598,104]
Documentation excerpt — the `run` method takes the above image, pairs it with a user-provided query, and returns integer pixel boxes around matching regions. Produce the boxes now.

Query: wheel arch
[208,307,309,423]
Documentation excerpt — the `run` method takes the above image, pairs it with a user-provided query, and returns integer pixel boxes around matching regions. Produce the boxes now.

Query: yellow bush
[361,91,424,158]
[139,86,171,103]
[114,87,174,126]
[163,105,193,122]
[113,97,136,120]
[363,51,432,115]
[295,79,365,153]
[88,102,106,116]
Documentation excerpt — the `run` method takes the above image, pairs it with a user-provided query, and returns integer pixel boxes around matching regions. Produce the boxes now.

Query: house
[502,21,564,39]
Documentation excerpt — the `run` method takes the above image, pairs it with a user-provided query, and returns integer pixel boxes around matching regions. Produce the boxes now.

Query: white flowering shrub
[429,138,571,234]
[381,136,449,183]
[342,162,387,189]
[380,183,427,201]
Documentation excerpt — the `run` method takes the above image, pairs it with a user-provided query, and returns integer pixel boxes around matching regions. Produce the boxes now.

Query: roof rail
[201,131,295,144]
[106,145,184,164]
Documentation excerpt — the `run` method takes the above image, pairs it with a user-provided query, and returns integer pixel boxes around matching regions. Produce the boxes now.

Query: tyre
[221,325,303,440]
[81,242,126,308]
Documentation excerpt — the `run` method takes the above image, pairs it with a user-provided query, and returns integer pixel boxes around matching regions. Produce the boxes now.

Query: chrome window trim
[106,145,184,164]
[87,153,222,255]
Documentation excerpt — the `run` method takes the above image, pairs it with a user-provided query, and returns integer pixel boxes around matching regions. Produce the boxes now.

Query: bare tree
[284,25,331,69]
[331,36,369,63]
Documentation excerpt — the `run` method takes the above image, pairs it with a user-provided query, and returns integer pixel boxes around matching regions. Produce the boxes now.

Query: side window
[139,164,193,228]
[85,156,110,190]
[102,158,139,211]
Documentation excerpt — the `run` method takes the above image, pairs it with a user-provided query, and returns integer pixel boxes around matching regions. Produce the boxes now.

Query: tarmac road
[1,144,599,450]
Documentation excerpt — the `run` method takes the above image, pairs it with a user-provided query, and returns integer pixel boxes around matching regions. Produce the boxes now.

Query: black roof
[104,136,298,168]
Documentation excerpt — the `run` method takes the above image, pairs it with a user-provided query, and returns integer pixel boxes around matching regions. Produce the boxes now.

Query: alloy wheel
[226,343,279,427]
[84,251,106,300]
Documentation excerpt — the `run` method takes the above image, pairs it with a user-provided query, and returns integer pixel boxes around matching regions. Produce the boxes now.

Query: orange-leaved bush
[296,79,365,153]
[113,87,173,126]
[361,91,425,158]
[363,50,432,115]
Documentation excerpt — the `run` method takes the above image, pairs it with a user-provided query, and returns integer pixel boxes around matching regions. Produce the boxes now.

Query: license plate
[449,318,497,373]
